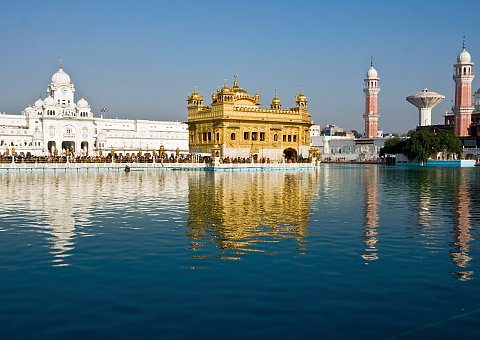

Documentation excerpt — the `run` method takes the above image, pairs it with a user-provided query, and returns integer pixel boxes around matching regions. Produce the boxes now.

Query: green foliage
[404,129,462,162]
[435,130,463,154]
[350,130,361,138]
[404,130,435,162]
[380,136,406,156]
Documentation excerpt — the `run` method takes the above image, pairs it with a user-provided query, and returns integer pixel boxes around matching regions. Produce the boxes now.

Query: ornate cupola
[211,90,218,104]
[217,80,234,103]
[187,86,203,107]
[296,90,308,108]
[271,91,282,109]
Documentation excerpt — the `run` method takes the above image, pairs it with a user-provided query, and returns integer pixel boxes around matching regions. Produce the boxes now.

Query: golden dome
[271,92,281,108]
[188,86,203,103]
[191,92,200,100]
[296,90,307,102]
[220,84,232,94]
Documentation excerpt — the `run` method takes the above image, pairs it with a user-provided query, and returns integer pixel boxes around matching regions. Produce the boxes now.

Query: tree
[436,130,463,155]
[350,130,361,138]
[404,129,462,162]
[379,136,406,156]
[404,130,435,162]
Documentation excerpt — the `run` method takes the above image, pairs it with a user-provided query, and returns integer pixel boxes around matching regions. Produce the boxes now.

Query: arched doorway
[284,148,297,161]
[81,141,89,155]
[47,141,56,154]
[62,141,75,153]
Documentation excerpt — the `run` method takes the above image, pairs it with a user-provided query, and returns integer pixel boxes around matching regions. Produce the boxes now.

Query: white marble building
[0,64,188,157]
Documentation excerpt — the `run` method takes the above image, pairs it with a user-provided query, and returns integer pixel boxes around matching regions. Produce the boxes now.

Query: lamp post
[101,107,108,118]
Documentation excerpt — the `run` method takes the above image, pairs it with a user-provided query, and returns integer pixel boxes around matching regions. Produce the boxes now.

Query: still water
[1,165,480,338]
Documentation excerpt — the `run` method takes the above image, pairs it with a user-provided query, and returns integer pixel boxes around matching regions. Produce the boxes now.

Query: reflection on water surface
[1,166,480,338]
[0,166,479,279]
[187,171,320,259]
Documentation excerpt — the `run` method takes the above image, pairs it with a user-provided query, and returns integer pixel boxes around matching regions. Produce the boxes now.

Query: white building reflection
[0,170,189,266]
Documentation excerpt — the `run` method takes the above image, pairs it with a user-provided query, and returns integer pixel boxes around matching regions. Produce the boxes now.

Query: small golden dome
[188,86,203,103]
[271,93,281,108]
[220,84,232,94]
[296,90,307,102]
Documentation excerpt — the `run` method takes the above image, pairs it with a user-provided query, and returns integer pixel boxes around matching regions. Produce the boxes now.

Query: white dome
[44,95,55,106]
[366,66,378,79]
[457,48,472,64]
[77,97,89,108]
[51,66,71,85]
[475,88,480,97]
[34,98,44,109]
[32,129,43,140]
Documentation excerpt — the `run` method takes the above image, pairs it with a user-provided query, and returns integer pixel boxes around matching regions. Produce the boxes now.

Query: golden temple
[187,77,313,161]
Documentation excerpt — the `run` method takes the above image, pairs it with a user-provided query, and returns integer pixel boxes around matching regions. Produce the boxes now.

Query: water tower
[406,89,445,126]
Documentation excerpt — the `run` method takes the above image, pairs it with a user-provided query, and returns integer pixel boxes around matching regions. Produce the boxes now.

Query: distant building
[187,78,312,161]
[321,124,344,136]
[310,124,321,137]
[0,64,188,157]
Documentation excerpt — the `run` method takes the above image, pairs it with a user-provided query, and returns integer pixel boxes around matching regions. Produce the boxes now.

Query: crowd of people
[0,153,317,164]
[0,153,195,164]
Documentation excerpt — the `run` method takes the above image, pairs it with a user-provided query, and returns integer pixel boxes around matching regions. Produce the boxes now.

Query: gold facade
[187,79,312,160]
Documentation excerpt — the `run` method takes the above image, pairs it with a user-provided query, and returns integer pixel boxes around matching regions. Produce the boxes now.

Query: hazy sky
[0,0,479,133]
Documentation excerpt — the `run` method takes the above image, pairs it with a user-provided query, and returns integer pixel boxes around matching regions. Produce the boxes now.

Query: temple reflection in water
[187,171,320,259]
[1,167,478,280]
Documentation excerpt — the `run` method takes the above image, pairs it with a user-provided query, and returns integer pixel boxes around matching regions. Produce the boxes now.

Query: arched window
[274,134,278,141]
[216,132,219,141]
[464,67,467,75]
[231,133,235,140]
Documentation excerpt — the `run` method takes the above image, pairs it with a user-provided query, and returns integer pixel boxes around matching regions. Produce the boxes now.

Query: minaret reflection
[187,171,319,260]
[361,166,379,261]
[450,173,474,281]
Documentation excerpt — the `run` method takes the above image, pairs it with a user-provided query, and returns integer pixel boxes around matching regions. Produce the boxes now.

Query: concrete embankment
[0,162,320,172]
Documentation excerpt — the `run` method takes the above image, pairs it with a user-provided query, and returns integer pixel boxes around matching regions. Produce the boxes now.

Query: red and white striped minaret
[363,59,380,138]
[453,39,475,137]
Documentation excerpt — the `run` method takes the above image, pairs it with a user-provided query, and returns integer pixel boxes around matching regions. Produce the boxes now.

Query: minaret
[363,59,380,138]
[453,39,475,137]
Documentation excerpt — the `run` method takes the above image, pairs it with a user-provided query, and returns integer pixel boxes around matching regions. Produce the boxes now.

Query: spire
[463,36,466,50]
[59,59,63,69]
[370,56,373,67]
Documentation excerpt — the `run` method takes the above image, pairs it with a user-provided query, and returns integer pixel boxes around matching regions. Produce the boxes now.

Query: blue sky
[0,0,479,133]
